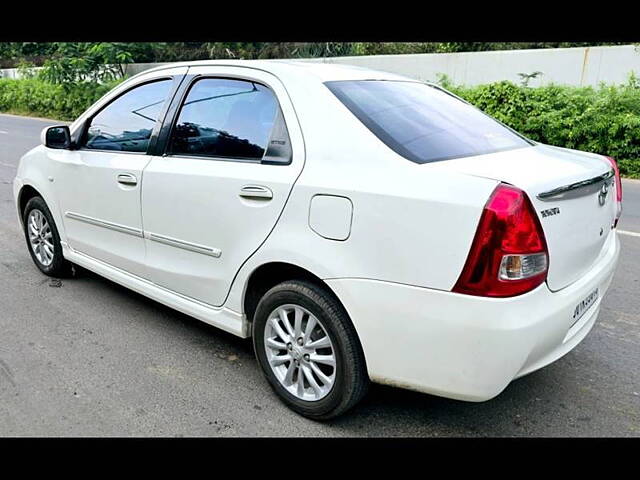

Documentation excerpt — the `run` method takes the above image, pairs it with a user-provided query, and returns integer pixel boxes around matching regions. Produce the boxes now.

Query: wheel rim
[264,304,337,401]
[27,209,54,267]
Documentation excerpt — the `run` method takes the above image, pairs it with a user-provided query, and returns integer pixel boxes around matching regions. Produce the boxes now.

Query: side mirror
[42,125,72,149]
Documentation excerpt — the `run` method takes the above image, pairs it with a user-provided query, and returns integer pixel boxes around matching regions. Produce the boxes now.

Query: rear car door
[53,69,187,278]
[141,66,304,307]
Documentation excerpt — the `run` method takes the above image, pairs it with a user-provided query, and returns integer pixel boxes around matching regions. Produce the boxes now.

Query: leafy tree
[2,42,632,69]
[0,42,58,67]
[38,43,133,84]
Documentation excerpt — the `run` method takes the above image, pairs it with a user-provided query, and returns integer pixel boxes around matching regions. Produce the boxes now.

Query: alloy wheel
[27,209,54,266]
[264,304,337,401]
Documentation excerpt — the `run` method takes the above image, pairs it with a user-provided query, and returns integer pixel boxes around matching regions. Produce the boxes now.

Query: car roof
[137,59,416,84]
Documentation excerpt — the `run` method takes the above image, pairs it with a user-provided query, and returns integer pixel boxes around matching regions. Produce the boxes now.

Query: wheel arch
[243,260,370,385]
[17,183,47,228]
[16,177,67,242]
[18,184,43,216]
[243,262,345,325]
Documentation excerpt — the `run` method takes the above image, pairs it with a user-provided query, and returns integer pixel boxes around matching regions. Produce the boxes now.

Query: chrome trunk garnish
[537,169,614,201]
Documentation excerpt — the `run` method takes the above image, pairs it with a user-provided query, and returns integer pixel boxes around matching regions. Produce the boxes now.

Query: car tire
[23,196,73,277]
[253,280,369,420]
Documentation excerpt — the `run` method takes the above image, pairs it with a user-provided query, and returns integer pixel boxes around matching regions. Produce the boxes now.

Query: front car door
[52,67,187,278]
[141,66,305,306]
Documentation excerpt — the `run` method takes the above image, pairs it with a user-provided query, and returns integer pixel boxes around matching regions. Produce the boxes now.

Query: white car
[13,60,622,419]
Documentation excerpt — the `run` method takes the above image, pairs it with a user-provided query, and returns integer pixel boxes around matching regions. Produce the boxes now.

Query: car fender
[15,145,68,242]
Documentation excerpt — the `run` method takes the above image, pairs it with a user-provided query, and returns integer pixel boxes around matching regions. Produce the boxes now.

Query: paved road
[0,113,638,437]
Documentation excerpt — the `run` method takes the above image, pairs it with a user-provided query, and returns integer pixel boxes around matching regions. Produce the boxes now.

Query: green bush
[447,78,640,178]
[0,78,121,121]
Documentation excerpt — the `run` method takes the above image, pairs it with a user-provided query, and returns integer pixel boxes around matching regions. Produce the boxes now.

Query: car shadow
[71,264,254,356]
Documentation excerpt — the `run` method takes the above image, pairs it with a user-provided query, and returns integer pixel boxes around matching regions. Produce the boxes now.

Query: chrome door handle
[117,173,138,186]
[239,185,273,200]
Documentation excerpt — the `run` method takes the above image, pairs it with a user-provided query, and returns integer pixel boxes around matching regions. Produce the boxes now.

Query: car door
[141,66,305,307]
[52,69,187,278]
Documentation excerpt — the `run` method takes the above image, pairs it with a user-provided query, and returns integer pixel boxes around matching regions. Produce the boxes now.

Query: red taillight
[605,156,622,203]
[452,183,549,298]
[605,156,622,228]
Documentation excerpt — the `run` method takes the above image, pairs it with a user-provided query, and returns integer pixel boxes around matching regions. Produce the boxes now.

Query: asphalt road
[0,113,638,437]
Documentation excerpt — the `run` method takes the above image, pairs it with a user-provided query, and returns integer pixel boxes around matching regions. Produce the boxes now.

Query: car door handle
[239,185,273,200]
[117,173,138,186]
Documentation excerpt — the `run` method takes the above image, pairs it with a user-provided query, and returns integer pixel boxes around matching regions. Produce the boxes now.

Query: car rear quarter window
[168,78,283,161]
[83,79,172,153]
[325,80,532,164]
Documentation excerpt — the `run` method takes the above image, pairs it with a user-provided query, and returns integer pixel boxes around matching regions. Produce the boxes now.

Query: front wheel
[252,280,369,420]
[22,196,73,277]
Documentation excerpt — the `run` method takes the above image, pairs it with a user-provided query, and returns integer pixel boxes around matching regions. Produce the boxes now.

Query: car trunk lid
[433,144,617,291]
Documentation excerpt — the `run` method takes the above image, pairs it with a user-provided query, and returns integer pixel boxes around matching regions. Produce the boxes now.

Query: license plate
[572,288,599,325]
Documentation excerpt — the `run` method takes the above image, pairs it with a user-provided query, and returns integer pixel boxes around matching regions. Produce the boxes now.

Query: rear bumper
[326,231,620,401]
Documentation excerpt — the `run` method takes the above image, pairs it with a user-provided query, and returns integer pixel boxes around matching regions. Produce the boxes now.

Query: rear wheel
[23,196,73,277]
[253,280,369,420]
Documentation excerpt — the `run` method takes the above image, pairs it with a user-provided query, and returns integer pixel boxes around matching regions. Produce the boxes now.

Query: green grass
[0,78,120,121]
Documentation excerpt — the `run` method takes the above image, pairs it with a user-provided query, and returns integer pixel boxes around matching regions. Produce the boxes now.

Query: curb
[0,112,70,124]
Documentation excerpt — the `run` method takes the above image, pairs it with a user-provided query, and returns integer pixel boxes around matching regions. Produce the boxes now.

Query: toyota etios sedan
[13,60,621,419]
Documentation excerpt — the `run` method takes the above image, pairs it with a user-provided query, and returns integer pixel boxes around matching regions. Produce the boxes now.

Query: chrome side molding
[65,211,143,237]
[64,212,222,258]
[147,232,222,258]
[537,169,615,201]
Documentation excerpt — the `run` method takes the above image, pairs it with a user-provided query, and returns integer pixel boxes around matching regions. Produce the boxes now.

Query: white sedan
[13,60,621,419]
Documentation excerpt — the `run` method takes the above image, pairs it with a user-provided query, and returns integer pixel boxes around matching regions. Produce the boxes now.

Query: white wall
[0,68,22,79]
[300,45,640,87]
[2,45,639,87]
[0,63,169,80]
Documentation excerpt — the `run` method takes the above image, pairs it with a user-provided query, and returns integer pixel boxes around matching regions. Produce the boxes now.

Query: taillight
[605,156,622,227]
[452,183,549,298]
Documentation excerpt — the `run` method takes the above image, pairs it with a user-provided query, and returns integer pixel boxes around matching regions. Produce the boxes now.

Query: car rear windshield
[325,80,532,164]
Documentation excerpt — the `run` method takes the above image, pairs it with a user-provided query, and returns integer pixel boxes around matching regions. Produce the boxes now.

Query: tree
[39,43,134,84]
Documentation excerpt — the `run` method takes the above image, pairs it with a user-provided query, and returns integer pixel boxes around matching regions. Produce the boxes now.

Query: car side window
[168,78,287,161]
[83,79,173,153]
